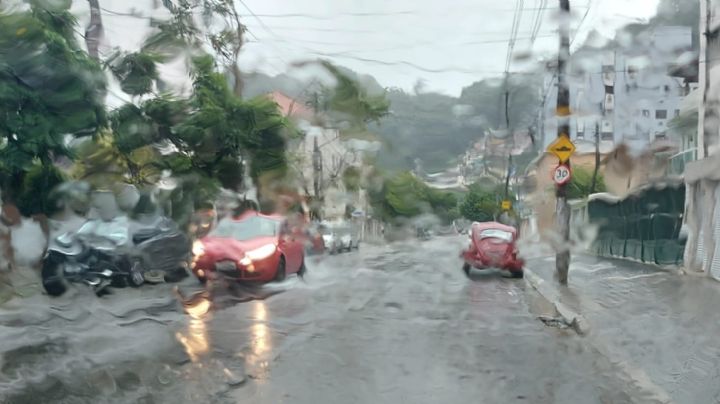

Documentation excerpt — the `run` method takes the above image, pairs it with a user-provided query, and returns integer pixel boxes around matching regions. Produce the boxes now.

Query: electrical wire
[505,0,524,74]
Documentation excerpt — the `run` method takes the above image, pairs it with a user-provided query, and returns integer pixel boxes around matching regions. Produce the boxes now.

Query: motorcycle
[42,216,191,296]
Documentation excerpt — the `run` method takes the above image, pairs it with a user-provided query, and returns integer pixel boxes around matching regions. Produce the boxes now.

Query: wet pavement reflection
[0,236,645,403]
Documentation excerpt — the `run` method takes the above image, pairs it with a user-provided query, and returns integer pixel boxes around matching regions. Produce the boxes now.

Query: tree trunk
[85,0,104,61]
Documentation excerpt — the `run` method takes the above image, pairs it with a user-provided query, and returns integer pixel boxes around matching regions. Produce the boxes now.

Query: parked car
[320,224,341,254]
[322,222,359,254]
[42,216,191,296]
[191,211,306,283]
[460,221,524,278]
[304,222,326,255]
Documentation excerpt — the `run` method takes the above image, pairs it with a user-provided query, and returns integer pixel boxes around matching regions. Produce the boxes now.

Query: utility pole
[504,83,513,200]
[555,0,571,284]
[312,137,323,220]
[590,122,600,194]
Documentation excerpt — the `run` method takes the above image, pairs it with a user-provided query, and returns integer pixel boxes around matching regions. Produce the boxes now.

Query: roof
[265,91,314,120]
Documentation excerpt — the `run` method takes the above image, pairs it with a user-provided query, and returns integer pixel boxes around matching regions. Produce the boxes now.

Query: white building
[541,26,695,152]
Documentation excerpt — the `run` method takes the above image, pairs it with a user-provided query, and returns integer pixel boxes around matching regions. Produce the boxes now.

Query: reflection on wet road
[0,237,638,403]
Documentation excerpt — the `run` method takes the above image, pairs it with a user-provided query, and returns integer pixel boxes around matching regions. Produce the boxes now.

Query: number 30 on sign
[553,164,571,185]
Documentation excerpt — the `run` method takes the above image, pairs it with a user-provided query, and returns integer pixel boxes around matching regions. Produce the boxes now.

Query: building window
[663,85,670,93]
[655,110,667,119]
[642,110,650,117]
[675,109,680,117]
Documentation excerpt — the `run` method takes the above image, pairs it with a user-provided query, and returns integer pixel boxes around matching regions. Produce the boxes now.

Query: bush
[567,167,606,200]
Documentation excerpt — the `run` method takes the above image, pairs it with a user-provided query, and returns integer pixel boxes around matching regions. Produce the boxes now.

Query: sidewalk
[527,254,720,404]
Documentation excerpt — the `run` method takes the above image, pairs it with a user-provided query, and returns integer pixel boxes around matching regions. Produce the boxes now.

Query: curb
[524,268,590,335]
[524,267,674,403]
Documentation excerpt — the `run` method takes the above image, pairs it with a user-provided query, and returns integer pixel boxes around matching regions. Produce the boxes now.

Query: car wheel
[511,269,524,279]
[462,262,471,278]
[129,261,146,287]
[298,257,307,278]
[41,256,69,297]
[274,256,287,282]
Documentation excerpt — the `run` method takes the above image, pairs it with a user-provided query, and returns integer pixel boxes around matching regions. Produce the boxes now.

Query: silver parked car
[322,222,360,254]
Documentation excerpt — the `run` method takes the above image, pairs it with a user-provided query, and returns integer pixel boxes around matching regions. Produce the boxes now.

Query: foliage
[567,167,606,200]
[16,163,67,217]
[369,171,458,223]
[319,60,390,128]
[460,182,514,222]
[107,52,163,96]
[72,133,161,187]
[0,2,106,208]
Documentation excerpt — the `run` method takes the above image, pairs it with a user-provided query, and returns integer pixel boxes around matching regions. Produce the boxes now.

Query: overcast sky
[237,0,661,96]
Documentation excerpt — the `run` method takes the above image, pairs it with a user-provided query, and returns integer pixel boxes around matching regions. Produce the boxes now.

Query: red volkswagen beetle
[461,222,524,278]
[191,211,306,283]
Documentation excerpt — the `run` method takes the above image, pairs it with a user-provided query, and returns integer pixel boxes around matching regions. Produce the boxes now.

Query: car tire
[298,257,307,278]
[511,270,524,279]
[41,256,69,297]
[462,263,471,278]
[275,256,287,282]
[129,261,146,287]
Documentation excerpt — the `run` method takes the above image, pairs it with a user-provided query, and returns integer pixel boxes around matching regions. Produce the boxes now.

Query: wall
[683,153,720,278]
[583,181,685,266]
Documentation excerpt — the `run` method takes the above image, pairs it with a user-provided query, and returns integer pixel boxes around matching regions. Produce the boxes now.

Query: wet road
[1,237,639,403]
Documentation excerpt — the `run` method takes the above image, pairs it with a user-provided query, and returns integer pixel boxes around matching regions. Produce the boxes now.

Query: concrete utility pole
[590,122,600,194]
[312,137,323,219]
[555,0,571,284]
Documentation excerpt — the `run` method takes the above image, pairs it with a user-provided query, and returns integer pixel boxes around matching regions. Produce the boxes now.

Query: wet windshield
[211,216,280,240]
[2,0,714,402]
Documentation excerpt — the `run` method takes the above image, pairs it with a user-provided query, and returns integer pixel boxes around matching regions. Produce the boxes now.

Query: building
[266,91,366,220]
[540,26,695,152]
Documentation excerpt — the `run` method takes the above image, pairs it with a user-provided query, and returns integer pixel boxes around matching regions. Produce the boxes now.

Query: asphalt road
[0,236,643,403]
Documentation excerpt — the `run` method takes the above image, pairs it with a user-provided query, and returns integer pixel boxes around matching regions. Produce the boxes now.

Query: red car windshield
[211,216,280,241]
[477,229,513,242]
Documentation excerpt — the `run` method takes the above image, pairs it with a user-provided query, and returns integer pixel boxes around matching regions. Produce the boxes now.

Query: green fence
[586,182,685,266]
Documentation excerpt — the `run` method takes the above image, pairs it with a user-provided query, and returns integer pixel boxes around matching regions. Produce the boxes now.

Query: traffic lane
[225,237,631,404]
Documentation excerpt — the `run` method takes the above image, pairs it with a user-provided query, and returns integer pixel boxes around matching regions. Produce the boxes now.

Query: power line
[570,0,593,47]
[529,0,548,49]
[235,7,587,20]
[505,0,525,73]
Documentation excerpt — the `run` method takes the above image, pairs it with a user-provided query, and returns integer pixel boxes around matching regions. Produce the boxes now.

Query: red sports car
[191,211,306,283]
[461,221,524,278]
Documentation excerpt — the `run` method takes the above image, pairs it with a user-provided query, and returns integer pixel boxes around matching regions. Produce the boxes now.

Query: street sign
[501,200,512,210]
[553,164,572,185]
[547,136,576,163]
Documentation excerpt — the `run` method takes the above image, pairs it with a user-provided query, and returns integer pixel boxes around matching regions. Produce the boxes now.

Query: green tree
[369,171,458,223]
[566,167,606,200]
[0,1,106,214]
[460,183,504,222]
[320,61,390,129]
